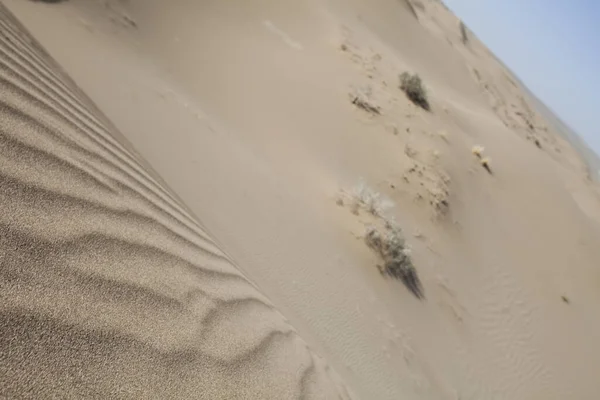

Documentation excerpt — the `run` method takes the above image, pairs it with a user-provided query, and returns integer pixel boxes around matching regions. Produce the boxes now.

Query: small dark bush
[400,72,430,111]
[365,227,424,299]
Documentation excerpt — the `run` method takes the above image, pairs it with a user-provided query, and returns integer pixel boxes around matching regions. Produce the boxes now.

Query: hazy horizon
[443,0,600,157]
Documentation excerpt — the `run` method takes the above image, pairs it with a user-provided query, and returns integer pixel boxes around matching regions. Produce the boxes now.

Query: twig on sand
[352,95,381,115]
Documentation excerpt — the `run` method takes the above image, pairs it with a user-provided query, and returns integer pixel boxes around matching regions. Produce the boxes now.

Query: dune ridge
[0,5,354,399]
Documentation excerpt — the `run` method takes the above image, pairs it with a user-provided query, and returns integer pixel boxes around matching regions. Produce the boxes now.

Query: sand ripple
[0,6,354,398]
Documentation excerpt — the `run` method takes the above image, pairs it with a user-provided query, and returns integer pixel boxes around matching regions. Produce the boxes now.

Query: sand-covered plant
[400,72,430,111]
[338,182,424,298]
[350,87,381,115]
[480,157,492,174]
[471,145,485,158]
[365,225,424,299]
[472,145,492,174]
[345,181,393,217]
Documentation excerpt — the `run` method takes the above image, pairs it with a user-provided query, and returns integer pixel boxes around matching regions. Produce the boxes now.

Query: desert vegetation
[338,182,424,299]
[365,225,424,299]
[350,87,381,115]
[400,72,430,111]
[344,182,392,217]
[472,145,493,174]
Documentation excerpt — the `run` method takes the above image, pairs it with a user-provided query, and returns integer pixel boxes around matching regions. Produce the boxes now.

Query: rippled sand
[0,5,353,398]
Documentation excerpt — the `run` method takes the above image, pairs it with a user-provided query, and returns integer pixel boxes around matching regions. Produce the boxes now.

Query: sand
[2,0,600,399]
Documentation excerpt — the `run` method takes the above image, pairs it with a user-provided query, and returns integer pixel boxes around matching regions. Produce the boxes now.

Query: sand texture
[0,5,353,399]
[3,0,600,399]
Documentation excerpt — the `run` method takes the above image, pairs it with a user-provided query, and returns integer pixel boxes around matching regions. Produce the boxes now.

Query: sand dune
[3,0,600,399]
[0,5,353,398]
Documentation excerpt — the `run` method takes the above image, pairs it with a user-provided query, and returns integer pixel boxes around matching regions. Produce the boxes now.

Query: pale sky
[443,0,600,153]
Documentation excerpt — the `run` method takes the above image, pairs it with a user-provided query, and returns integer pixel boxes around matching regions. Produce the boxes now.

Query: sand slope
[3,0,600,399]
[0,5,353,398]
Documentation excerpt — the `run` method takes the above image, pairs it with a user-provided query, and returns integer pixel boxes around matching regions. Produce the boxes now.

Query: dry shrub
[400,72,430,111]
[347,182,393,217]
[350,87,381,115]
[480,157,492,174]
[365,226,424,299]
[471,145,485,158]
